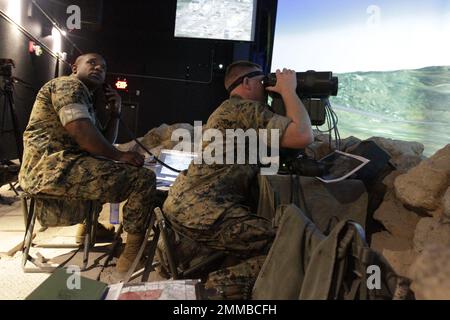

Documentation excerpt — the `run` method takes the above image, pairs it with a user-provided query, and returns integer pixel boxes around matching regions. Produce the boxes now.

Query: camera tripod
[0,74,23,203]
[1,75,23,161]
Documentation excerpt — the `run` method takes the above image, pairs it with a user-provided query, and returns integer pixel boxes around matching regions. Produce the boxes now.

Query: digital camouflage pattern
[19,76,156,234]
[167,213,275,256]
[163,96,291,230]
[19,75,94,193]
[33,157,156,234]
[205,255,267,300]
[162,96,291,296]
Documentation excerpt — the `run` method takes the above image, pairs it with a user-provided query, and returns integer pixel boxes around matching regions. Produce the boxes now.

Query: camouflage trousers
[34,156,156,234]
[205,255,267,300]
[161,212,275,299]
[168,211,275,257]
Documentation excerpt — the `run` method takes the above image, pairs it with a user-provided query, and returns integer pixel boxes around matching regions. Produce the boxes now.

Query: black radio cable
[118,117,182,173]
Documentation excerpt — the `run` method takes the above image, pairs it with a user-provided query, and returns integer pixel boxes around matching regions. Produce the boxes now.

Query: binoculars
[264,70,338,99]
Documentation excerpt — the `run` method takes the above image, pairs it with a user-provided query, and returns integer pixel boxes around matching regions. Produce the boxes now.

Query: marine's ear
[242,77,251,90]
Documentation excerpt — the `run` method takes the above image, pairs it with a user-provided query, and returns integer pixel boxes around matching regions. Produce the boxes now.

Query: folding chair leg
[141,225,160,282]
[21,198,102,273]
[82,202,94,271]
[9,182,19,196]
[153,207,227,280]
[97,223,123,281]
[123,213,156,284]
[21,196,29,228]
[155,208,178,279]
[91,202,100,245]
[82,233,90,271]
[22,198,36,270]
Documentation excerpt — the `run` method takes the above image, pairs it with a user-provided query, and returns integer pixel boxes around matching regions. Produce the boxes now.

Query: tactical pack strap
[273,191,280,212]
[358,247,373,265]
[290,175,300,206]
[346,280,361,300]
[297,176,310,217]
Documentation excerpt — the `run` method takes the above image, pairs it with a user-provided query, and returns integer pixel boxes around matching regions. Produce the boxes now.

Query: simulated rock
[409,244,450,300]
[373,195,420,240]
[413,218,450,253]
[394,145,450,212]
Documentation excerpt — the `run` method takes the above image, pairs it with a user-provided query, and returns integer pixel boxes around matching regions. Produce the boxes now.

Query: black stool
[21,193,99,273]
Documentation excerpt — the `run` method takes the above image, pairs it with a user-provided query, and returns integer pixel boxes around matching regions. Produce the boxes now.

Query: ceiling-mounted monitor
[174,0,257,41]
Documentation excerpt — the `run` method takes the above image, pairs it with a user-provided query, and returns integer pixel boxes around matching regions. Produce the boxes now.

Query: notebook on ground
[26,267,108,300]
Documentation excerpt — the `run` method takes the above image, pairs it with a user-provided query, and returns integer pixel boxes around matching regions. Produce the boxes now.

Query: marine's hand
[117,151,144,167]
[105,85,122,115]
[265,68,297,96]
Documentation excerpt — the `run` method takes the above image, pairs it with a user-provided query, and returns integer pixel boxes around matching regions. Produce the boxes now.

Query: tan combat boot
[75,222,115,245]
[116,233,145,273]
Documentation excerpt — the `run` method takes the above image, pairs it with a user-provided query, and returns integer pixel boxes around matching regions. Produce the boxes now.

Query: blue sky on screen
[271,0,450,73]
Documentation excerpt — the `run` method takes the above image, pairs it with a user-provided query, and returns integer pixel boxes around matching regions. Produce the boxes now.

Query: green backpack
[252,204,412,300]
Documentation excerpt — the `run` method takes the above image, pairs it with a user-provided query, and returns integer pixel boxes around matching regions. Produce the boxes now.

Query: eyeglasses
[226,71,266,94]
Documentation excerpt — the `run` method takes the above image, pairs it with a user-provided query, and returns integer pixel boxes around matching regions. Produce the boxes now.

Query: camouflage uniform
[163,96,291,296]
[205,256,267,300]
[19,75,156,234]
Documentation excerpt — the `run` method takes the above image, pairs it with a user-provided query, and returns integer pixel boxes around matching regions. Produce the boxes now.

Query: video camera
[0,59,15,79]
[264,70,338,126]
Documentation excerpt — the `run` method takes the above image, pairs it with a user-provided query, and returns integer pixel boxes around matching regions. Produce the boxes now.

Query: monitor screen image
[160,153,196,176]
[271,0,450,156]
[174,0,257,41]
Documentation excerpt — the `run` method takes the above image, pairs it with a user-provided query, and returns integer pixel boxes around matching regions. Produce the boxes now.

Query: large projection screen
[271,0,450,156]
[174,0,257,41]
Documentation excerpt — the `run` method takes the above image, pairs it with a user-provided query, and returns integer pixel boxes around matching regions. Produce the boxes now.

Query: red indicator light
[115,79,128,90]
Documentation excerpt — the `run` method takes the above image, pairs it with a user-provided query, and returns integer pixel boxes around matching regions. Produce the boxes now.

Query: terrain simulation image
[330,66,450,156]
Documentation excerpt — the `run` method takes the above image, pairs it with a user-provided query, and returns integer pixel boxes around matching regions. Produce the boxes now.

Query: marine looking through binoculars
[227,69,339,99]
